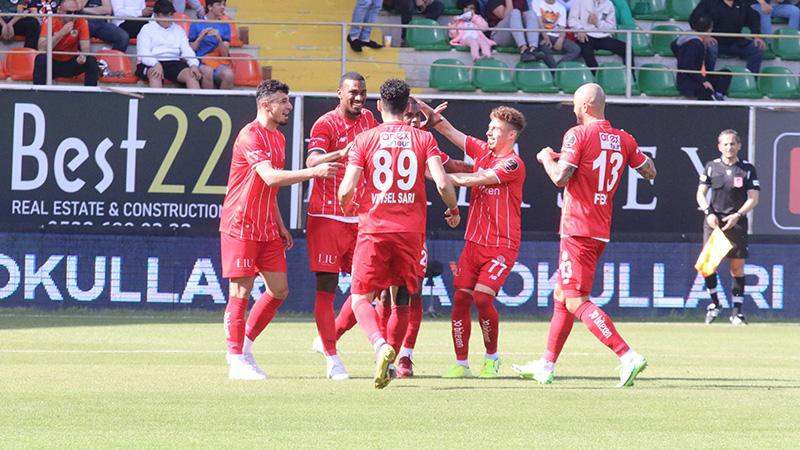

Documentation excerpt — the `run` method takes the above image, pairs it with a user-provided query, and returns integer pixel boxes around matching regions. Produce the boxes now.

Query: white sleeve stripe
[308,147,328,154]
[631,157,647,170]
[488,169,501,184]
[564,161,578,168]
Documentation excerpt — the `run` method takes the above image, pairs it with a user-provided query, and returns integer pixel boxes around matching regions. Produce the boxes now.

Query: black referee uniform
[700,157,760,258]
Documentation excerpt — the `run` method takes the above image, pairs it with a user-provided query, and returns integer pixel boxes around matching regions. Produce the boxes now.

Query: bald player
[512,83,657,387]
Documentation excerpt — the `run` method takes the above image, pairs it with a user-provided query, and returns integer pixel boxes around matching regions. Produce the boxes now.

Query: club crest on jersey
[733,176,743,188]
[599,132,621,151]
[563,132,577,148]
[503,158,519,172]
[379,131,412,149]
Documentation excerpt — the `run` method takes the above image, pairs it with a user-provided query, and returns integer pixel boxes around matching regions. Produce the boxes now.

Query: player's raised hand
[314,162,342,178]
[445,207,460,228]
[720,212,740,231]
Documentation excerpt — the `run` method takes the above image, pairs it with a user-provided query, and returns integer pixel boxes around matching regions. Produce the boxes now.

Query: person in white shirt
[135,0,213,88]
[111,0,151,38]
[530,0,581,65]
[567,0,632,71]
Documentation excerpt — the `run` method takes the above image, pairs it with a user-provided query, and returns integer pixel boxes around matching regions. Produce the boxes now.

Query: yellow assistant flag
[695,228,733,277]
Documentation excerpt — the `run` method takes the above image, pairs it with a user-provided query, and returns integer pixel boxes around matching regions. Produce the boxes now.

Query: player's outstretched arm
[536,147,575,187]
[427,157,460,228]
[449,169,499,187]
[635,156,657,181]
[443,159,474,174]
[255,161,341,187]
[337,164,363,214]
[415,99,468,152]
[306,142,352,167]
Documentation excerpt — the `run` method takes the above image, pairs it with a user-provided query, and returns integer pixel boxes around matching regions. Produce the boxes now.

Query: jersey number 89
[372,149,418,191]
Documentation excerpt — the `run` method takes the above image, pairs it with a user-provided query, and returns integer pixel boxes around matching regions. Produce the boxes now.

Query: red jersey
[348,121,442,234]
[463,136,526,249]
[219,120,286,242]
[40,18,90,62]
[559,120,647,241]
[307,107,378,220]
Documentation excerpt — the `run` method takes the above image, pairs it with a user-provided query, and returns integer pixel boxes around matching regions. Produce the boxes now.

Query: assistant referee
[696,129,760,325]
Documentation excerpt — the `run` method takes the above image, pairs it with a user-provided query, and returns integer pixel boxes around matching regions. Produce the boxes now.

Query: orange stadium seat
[97,49,138,84]
[221,14,243,47]
[230,53,262,86]
[6,47,37,81]
[0,57,7,80]
[174,12,191,35]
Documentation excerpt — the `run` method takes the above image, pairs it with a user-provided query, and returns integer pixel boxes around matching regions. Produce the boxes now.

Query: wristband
[703,207,713,216]
[446,207,460,216]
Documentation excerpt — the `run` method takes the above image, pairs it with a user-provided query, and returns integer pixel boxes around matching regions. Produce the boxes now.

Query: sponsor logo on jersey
[379,131,412,149]
[733,176,743,188]
[599,132,621,151]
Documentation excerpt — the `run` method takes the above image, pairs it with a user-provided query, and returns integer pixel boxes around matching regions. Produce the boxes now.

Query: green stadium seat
[773,28,800,60]
[758,66,800,99]
[668,0,699,20]
[638,63,680,96]
[631,0,669,20]
[430,58,474,91]
[514,61,559,93]
[556,61,594,94]
[596,62,640,95]
[617,24,655,57]
[473,58,517,92]
[440,0,461,15]
[406,18,450,50]
[651,25,683,56]
[723,65,762,99]
[495,46,521,54]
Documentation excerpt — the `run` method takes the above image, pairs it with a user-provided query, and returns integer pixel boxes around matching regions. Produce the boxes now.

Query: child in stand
[448,2,495,61]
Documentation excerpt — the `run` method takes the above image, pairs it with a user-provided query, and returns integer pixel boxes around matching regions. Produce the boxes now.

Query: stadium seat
[555,61,594,94]
[0,57,6,80]
[473,58,516,92]
[6,47,36,81]
[758,66,800,99]
[97,49,137,84]
[651,24,682,56]
[406,18,450,50]
[723,65,762,99]
[668,0,699,21]
[221,14,243,47]
[596,62,640,95]
[631,0,669,20]
[230,53,262,86]
[174,12,191,35]
[637,63,679,96]
[440,0,461,15]
[617,24,655,57]
[513,61,559,93]
[429,58,473,91]
[773,28,800,60]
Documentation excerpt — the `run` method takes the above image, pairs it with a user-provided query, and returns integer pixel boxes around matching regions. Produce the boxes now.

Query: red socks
[402,295,423,349]
[574,301,630,357]
[451,289,473,360]
[473,290,499,355]
[387,304,410,355]
[314,291,337,356]
[224,296,247,354]
[335,295,357,340]
[544,301,574,363]
[245,292,284,342]
[375,299,390,339]
[352,299,384,346]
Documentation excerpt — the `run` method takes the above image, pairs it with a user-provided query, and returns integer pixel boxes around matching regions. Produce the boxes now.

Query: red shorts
[556,236,606,298]
[416,241,428,279]
[351,232,424,296]
[220,233,287,278]
[306,216,358,273]
[453,241,519,294]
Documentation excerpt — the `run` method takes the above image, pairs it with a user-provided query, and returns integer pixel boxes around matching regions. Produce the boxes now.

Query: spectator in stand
[189,0,235,89]
[690,0,765,74]
[448,6,495,61]
[672,14,731,100]
[568,0,633,72]
[751,0,799,43]
[348,0,383,52]
[1,0,40,49]
[33,0,99,86]
[395,0,445,42]
[485,0,555,65]
[530,0,582,66]
[172,0,203,18]
[78,0,130,51]
[111,0,152,39]
[136,0,213,88]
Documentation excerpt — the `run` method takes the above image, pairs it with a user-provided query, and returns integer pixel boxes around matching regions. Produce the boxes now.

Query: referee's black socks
[732,276,746,315]
[704,274,720,308]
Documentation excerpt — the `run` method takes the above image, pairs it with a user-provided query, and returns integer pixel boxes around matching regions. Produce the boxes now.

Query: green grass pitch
[1,309,798,449]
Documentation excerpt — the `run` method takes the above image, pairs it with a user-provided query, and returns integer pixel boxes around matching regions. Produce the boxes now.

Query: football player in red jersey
[512,83,657,387]
[219,80,340,380]
[338,79,460,389]
[419,100,527,379]
[305,72,378,381]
